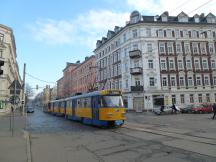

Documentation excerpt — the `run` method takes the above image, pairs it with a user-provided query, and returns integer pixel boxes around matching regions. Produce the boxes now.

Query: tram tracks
[117,122,216,146]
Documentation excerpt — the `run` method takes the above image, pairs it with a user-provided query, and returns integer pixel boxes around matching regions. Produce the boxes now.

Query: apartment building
[0,24,22,110]
[94,11,216,112]
[57,55,96,98]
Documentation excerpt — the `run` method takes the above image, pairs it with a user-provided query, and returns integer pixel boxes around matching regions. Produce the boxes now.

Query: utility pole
[22,63,26,116]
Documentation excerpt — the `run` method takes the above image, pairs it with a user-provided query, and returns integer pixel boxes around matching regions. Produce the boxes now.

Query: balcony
[130,67,142,75]
[129,50,142,58]
[131,86,144,92]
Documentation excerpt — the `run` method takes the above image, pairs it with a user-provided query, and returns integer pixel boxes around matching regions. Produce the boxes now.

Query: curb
[23,130,32,162]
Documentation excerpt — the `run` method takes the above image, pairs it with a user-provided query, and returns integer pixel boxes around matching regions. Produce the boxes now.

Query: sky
[0,0,216,93]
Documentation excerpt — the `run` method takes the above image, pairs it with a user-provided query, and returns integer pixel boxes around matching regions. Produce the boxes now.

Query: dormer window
[161,11,169,22]
[162,16,168,22]
[195,17,199,23]
[193,14,200,23]
[178,12,188,22]
[206,13,216,23]
[130,11,141,24]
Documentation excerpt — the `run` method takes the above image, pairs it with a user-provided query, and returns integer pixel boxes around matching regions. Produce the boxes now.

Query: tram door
[133,97,144,112]
[72,99,77,117]
[91,96,99,120]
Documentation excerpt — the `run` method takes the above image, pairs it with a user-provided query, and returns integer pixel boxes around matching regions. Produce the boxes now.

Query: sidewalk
[0,110,29,162]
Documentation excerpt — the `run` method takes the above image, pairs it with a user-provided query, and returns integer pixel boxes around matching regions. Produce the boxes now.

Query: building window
[186,60,192,69]
[160,60,166,70]
[134,59,139,67]
[178,60,183,70]
[133,44,138,50]
[202,60,208,69]
[149,77,155,86]
[135,79,141,86]
[169,60,175,70]
[192,30,197,38]
[209,43,214,54]
[132,29,138,38]
[190,94,194,103]
[125,63,128,72]
[126,79,128,88]
[215,93,216,102]
[167,42,173,54]
[159,42,165,53]
[194,60,200,69]
[200,43,206,54]
[162,77,167,87]
[172,95,176,104]
[167,29,172,38]
[198,94,202,103]
[0,50,3,58]
[180,94,185,104]
[192,43,199,54]
[179,77,185,86]
[211,60,216,69]
[0,33,4,44]
[206,94,210,102]
[146,28,151,37]
[148,60,154,69]
[184,43,190,54]
[196,76,202,86]
[204,76,209,85]
[188,77,193,86]
[158,30,163,37]
[170,77,176,86]
[123,33,126,42]
[213,76,216,85]
[175,29,180,38]
[147,43,153,53]
[176,43,182,53]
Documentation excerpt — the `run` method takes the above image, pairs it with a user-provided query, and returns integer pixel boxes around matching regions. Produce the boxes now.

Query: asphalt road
[26,107,216,162]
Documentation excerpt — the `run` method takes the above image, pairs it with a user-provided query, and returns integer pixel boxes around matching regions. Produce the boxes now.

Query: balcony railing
[130,67,142,75]
[131,86,144,92]
[129,49,142,58]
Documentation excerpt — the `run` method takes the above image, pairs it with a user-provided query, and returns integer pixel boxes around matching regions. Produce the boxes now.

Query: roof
[94,11,216,51]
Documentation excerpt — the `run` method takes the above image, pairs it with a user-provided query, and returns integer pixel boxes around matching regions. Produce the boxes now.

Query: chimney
[85,56,89,61]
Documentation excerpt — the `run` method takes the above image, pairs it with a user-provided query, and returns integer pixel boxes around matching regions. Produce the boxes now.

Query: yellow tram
[47,89,126,127]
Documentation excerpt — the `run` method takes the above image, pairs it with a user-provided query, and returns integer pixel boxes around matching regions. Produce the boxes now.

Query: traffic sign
[8,80,22,95]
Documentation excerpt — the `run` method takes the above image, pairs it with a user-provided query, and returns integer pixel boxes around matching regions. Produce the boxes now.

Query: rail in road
[122,122,216,145]
[112,122,216,158]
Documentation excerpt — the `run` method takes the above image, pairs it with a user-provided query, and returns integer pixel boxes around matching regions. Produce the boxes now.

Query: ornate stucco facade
[94,11,216,112]
[0,24,22,111]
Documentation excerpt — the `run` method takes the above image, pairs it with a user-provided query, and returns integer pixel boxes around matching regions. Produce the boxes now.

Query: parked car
[191,104,213,114]
[180,105,193,113]
[153,106,178,115]
[26,106,34,113]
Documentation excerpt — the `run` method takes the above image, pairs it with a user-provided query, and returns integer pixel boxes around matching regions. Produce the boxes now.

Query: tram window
[98,97,102,106]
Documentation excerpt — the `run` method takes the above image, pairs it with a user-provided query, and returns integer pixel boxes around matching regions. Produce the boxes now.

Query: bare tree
[25,83,34,104]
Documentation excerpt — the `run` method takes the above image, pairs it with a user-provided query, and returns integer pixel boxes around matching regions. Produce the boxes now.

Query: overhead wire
[136,0,215,55]
[25,72,56,84]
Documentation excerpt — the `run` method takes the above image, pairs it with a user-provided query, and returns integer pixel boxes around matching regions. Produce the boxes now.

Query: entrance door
[133,97,144,112]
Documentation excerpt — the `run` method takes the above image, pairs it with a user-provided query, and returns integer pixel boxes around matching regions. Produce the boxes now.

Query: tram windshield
[102,96,124,108]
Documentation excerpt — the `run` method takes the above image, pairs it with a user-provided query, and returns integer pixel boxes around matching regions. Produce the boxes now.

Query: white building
[0,24,22,111]
[94,11,216,112]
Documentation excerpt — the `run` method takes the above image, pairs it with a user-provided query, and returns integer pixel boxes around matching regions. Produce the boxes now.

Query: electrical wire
[25,72,56,84]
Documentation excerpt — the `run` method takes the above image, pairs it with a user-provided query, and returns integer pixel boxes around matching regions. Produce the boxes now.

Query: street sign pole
[11,78,16,137]
[22,63,26,116]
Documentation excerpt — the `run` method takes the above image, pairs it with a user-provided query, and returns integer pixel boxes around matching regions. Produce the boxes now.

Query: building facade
[57,55,96,98]
[94,11,216,112]
[0,24,22,111]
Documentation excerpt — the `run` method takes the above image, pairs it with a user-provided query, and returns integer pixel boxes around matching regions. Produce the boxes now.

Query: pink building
[57,55,96,98]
